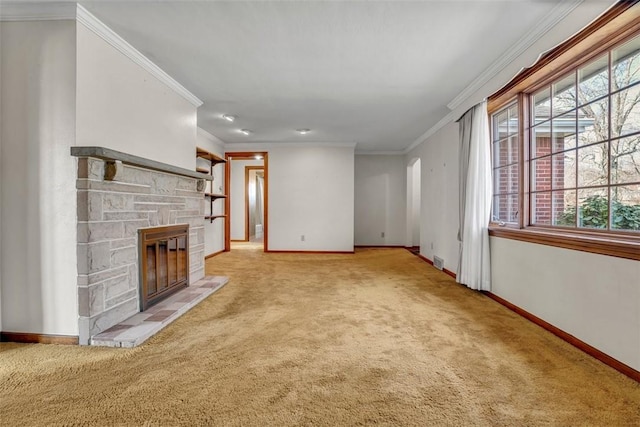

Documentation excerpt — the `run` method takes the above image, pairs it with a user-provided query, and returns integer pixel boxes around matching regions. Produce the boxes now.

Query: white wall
[411,160,421,246]
[406,1,639,371]
[354,155,406,246]
[196,128,225,256]
[0,20,78,335]
[225,143,355,252]
[76,23,197,170]
[407,122,459,272]
[0,31,3,332]
[491,238,640,371]
[270,145,354,251]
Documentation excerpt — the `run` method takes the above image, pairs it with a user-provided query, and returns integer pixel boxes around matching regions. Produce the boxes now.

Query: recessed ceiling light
[297,129,311,135]
[240,129,251,136]
[254,155,263,160]
[222,114,236,122]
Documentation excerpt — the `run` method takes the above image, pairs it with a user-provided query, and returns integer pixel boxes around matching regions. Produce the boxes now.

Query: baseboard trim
[205,249,225,259]
[1,331,79,345]
[416,253,434,265]
[483,292,640,383]
[413,252,457,279]
[266,250,355,254]
[443,269,456,279]
[354,245,406,248]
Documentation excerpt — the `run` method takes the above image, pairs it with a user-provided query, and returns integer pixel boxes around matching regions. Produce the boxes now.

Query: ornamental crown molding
[224,141,358,151]
[0,2,203,108]
[446,0,584,112]
[403,110,458,155]
[404,0,585,155]
[75,4,203,107]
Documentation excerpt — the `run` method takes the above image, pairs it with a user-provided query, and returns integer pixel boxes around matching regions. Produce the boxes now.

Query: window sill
[488,226,640,261]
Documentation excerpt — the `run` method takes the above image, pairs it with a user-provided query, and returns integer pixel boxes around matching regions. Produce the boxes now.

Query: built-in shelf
[197,147,227,225]
[196,148,226,166]
[205,193,227,200]
[205,215,227,221]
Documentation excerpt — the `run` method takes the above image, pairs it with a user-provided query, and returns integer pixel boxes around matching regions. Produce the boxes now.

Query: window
[491,103,519,224]
[487,3,640,260]
[529,36,640,232]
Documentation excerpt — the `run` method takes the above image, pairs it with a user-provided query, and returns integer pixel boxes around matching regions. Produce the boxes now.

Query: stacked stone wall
[76,157,205,344]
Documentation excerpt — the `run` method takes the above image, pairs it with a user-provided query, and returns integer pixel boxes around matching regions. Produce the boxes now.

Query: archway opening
[406,158,421,252]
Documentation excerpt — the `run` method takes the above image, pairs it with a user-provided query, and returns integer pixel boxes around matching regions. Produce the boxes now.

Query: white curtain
[457,101,492,291]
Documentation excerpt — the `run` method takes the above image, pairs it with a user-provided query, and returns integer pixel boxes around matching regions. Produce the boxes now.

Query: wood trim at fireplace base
[1,331,79,345]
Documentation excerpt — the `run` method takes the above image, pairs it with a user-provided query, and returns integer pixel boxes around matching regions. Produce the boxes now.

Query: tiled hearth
[92,276,228,347]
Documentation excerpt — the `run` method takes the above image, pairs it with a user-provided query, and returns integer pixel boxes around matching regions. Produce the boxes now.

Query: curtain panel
[457,101,492,291]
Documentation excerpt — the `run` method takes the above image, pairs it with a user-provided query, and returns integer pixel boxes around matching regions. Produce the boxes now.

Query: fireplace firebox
[138,225,190,311]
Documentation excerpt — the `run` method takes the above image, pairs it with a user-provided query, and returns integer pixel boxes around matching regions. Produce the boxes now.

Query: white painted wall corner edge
[0,2,203,108]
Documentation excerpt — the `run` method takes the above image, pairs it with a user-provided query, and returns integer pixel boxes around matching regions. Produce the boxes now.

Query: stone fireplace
[72,147,211,345]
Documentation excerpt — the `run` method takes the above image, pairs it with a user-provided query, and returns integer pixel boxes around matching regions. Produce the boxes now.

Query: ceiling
[79,1,580,152]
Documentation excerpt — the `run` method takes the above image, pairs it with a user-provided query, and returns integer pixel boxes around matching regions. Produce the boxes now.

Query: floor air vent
[433,256,444,271]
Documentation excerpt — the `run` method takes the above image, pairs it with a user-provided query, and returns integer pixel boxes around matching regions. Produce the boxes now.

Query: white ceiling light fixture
[240,129,252,136]
[296,129,311,135]
[254,155,263,160]
[222,114,236,122]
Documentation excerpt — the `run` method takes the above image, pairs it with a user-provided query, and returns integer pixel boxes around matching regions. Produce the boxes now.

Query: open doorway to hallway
[225,152,268,252]
[246,167,265,244]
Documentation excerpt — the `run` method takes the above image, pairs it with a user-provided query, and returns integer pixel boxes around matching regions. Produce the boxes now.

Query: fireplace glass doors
[138,225,189,311]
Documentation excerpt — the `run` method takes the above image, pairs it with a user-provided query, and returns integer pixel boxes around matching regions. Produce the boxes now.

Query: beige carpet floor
[1,248,639,426]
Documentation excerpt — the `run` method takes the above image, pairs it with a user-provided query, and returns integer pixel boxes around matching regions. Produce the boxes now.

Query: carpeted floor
[1,248,639,426]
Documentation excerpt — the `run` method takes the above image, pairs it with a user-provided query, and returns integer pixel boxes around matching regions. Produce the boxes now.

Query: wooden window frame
[489,101,523,228]
[487,1,640,261]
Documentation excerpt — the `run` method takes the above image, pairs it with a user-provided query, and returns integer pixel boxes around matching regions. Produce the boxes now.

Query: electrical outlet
[381,232,385,238]
[301,235,305,242]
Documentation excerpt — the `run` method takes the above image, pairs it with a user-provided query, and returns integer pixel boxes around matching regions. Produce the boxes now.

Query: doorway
[225,152,268,252]
[245,166,265,244]
[406,158,421,252]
